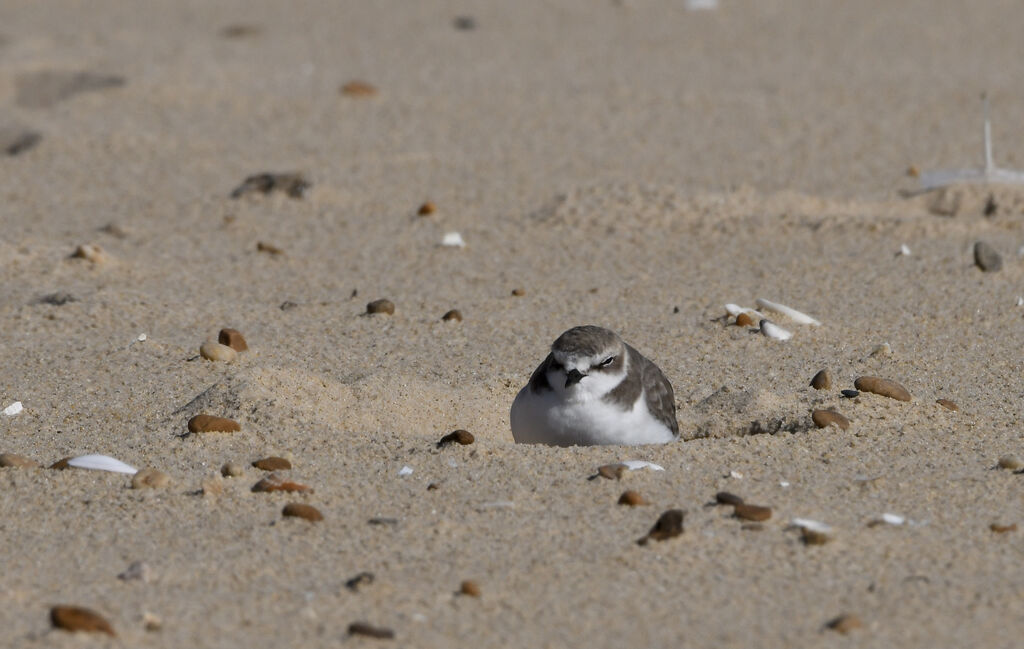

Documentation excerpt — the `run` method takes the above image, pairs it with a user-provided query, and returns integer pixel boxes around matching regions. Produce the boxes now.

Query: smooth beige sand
[1,1,1022,647]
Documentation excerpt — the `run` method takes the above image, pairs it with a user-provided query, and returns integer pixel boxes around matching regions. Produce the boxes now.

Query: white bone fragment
[759,319,792,341]
[441,232,466,247]
[67,454,138,474]
[756,298,821,326]
[398,465,413,477]
[791,518,832,534]
[3,401,23,416]
[620,460,665,472]
[881,512,905,526]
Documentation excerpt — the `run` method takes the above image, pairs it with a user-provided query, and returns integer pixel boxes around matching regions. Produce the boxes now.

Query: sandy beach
[1,1,1022,647]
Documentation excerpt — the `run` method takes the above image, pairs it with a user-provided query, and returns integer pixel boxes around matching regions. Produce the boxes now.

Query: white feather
[67,454,138,474]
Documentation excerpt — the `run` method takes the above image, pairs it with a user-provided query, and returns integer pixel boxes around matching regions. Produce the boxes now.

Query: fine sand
[1,1,1022,647]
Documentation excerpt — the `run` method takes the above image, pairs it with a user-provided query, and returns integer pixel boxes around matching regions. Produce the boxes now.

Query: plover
[510,325,679,446]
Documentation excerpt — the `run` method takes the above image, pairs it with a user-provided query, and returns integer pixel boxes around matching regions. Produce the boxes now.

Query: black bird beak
[565,369,585,387]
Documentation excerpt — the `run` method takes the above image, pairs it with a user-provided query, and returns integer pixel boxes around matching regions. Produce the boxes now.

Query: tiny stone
[38,292,76,306]
[417,201,436,215]
[426,482,440,491]
[280,300,299,311]
[734,312,755,327]
[199,341,237,362]
[348,622,394,639]
[118,561,153,582]
[801,528,831,545]
[811,409,850,430]
[230,172,309,199]
[256,241,284,255]
[437,430,474,447]
[870,342,891,357]
[854,376,911,401]
[638,509,685,545]
[460,580,481,597]
[618,490,650,506]
[143,612,162,632]
[218,328,248,351]
[366,299,395,315]
[810,369,831,390]
[252,456,291,471]
[0,453,39,468]
[840,389,859,398]
[936,398,959,411]
[188,414,241,433]
[974,240,1002,272]
[50,457,72,470]
[346,572,375,591]
[252,473,312,493]
[453,15,476,30]
[733,503,772,522]
[511,288,525,296]
[221,461,244,477]
[72,243,110,265]
[597,463,627,480]
[283,503,324,522]
[990,523,1017,533]
[131,468,171,489]
[50,605,115,636]
[826,614,863,634]
[906,164,919,177]
[997,456,1022,471]
[340,80,378,97]
[715,491,744,506]
[442,309,463,322]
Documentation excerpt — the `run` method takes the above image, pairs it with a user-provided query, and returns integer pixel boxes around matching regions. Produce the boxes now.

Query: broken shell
[366,299,395,315]
[733,503,772,522]
[459,580,481,597]
[638,509,685,545]
[437,430,474,447]
[283,503,324,522]
[759,319,792,341]
[715,491,744,506]
[755,298,821,326]
[199,341,237,362]
[936,398,959,411]
[597,463,627,480]
[442,232,466,247]
[218,328,248,352]
[221,461,244,477]
[621,460,664,471]
[72,244,110,265]
[441,309,463,322]
[252,456,291,471]
[252,473,313,493]
[792,518,833,545]
[811,409,850,430]
[188,414,241,433]
[854,376,911,401]
[50,605,115,635]
[3,401,23,416]
[131,468,171,489]
[826,614,863,634]
[810,369,832,390]
[67,454,138,475]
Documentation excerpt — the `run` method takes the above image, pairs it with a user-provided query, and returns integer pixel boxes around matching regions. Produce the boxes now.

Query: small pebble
[453,15,476,30]
[283,503,324,522]
[348,622,394,639]
[252,456,291,471]
[142,612,162,632]
[811,409,850,430]
[870,342,891,357]
[715,491,744,506]
[252,473,312,493]
[459,580,481,597]
[637,509,685,545]
[38,292,76,306]
[511,288,526,297]
[597,463,627,480]
[826,614,863,634]
[426,482,440,491]
[2,401,22,416]
[840,389,859,398]
[345,572,375,591]
[618,490,650,506]
[437,430,474,447]
[906,164,920,177]
[256,241,284,255]
[0,453,39,468]
[117,561,153,582]
[340,80,378,97]
[199,341,237,362]
[441,309,463,322]
[72,243,110,265]
[131,468,171,489]
[221,461,244,477]
[50,605,115,636]
[997,456,1022,471]
[936,398,959,411]
[801,528,831,545]
[734,312,755,327]
[50,457,72,470]
[854,376,911,401]
[990,523,1017,533]
[733,503,772,522]
[230,172,309,199]
[810,369,831,390]
[366,299,395,315]
[188,414,241,433]
[417,201,436,216]
[218,328,248,352]
[974,240,1002,272]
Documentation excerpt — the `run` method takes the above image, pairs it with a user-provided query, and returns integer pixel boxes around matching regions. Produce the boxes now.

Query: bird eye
[598,356,615,367]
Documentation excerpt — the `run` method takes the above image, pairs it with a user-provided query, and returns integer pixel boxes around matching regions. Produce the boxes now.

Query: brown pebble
[340,80,378,97]
[283,503,323,522]
[252,473,313,493]
[131,468,171,489]
[252,456,291,471]
[812,409,850,430]
[218,328,248,352]
[426,482,440,491]
[188,414,241,433]
[50,457,72,470]
[199,340,237,362]
[437,430,474,447]
[637,509,685,545]
[715,491,744,506]
[810,369,832,390]
[345,572,375,591]
[459,580,481,597]
[854,376,911,402]
[50,605,115,636]
[974,240,1003,272]
[221,461,244,477]
[366,299,395,315]
[0,453,39,468]
[801,528,831,545]
[417,201,436,216]
[826,614,863,634]
[441,309,463,322]
[997,456,1022,471]
[511,288,525,297]
[348,622,394,639]
[597,463,627,480]
[906,164,920,178]
[733,503,772,522]
[256,241,284,255]
[618,490,650,506]
[990,523,1017,533]
[935,398,958,411]
[734,312,755,327]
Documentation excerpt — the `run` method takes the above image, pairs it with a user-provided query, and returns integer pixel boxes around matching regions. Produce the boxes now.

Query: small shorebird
[510,325,679,446]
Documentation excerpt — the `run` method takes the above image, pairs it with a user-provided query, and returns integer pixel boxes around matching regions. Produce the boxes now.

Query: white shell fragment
[756,298,821,326]
[724,304,765,319]
[779,480,790,488]
[67,454,138,475]
[137,333,147,342]
[759,319,792,341]
[398,465,413,477]
[729,470,744,479]
[620,460,665,472]
[1016,296,1023,307]
[898,244,911,256]
[881,513,906,526]
[3,401,23,416]
[441,232,466,248]
[791,518,832,534]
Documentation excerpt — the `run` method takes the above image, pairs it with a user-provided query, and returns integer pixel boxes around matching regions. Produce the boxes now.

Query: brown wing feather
[527,353,554,394]
[628,344,679,437]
